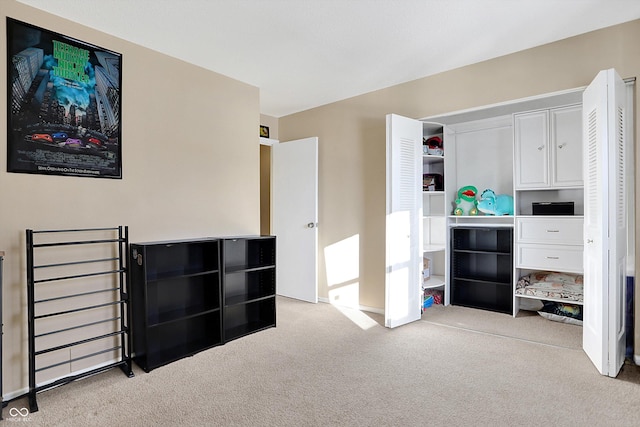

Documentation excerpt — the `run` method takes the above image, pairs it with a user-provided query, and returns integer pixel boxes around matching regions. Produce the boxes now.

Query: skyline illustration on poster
[7,18,122,178]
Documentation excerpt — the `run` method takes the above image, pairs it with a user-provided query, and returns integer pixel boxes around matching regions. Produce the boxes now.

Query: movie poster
[7,18,122,178]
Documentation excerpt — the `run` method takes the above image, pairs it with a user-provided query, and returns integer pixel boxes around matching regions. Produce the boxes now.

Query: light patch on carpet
[331,304,379,330]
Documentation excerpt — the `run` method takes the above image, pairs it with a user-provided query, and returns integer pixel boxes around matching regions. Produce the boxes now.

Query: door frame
[262,137,319,303]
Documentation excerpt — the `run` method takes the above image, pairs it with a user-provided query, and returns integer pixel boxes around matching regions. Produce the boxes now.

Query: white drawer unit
[515,216,584,274]
[516,217,583,245]
[516,243,583,273]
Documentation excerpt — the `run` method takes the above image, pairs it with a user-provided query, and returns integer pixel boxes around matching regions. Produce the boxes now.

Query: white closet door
[582,69,627,377]
[607,70,628,376]
[385,114,422,328]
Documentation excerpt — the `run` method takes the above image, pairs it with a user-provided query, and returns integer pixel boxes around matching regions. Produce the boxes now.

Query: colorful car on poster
[61,138,83,147]
[31,133,53,143]
[51,132,68,142]
[87,136,102,147]
[85,137,105,149]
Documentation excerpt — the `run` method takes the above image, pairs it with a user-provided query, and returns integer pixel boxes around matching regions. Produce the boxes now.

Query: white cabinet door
[514,110,549,188]
[582,69,627,377]
[551,105,583,187]
[385,114,422,328]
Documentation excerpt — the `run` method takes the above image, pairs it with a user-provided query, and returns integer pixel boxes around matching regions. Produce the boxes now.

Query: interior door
[271,137,318,303]
[385,114,422,328]
[582,69,627,377]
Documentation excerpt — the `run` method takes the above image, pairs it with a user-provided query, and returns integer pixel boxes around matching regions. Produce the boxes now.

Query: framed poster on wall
[6,18,122,179]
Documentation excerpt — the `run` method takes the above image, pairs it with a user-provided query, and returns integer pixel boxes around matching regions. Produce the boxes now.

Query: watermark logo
[7,407,32,422]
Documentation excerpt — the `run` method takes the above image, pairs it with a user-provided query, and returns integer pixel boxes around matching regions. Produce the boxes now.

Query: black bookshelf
[451,227,513,314]
[130,238,222,372]
[130,236,276,372]
[222,237,276,342]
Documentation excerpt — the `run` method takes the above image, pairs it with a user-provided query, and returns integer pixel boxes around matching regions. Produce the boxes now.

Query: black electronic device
[532,202,575,216]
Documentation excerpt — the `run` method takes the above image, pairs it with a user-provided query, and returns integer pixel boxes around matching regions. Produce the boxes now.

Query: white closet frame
[385,69,635,378]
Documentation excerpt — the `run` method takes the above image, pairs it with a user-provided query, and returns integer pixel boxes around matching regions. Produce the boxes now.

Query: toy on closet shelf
[477,189,514,216]
[453,185,478,216]
[423,136,443,155]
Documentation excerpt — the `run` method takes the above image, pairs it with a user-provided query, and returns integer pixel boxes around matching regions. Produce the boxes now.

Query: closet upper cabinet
[514,105,582,189]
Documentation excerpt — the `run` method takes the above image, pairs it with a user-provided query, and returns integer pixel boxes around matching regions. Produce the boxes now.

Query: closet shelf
[422,275,445,289]
[515,293,584,306]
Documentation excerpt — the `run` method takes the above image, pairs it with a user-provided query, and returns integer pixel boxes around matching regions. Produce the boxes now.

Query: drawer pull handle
[546,230,559,233]
[546,256,559,260]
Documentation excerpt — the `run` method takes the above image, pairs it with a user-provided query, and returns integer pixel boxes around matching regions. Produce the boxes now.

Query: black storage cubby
[223,237,276,272]
[451,227,513,314]
[146,274,220,325]
[130,238,222,372]
[222,236,276,342]
[224,268,275,306]
[452,228,512,253]
[224,298,276,341]
[142,240,220,280]
[145,312,221,369]
[452,252,512,283]
[130,236,276,372]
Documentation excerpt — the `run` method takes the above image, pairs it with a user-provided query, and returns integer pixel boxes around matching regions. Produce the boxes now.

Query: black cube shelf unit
[451,227,513,314]
[222,237,276,343]
[129,235,276,372]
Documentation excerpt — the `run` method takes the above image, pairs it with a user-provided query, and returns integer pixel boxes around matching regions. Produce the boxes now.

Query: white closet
[512,104,585,314]
[384,68,634,378]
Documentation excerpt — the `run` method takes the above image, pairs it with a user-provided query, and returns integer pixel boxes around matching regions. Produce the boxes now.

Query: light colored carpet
[4,297,639,426]
[420,303,583,349]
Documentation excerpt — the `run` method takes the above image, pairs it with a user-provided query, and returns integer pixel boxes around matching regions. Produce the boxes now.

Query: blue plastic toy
[477,189,514,216]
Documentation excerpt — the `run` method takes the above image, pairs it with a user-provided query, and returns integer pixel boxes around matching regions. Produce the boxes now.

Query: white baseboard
[3,386,29,403]
[317,297,384,315]
[2,358,123,403]
[634,354,640,365]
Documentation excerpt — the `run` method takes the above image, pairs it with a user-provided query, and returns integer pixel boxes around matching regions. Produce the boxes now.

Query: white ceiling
[16,0,640,117]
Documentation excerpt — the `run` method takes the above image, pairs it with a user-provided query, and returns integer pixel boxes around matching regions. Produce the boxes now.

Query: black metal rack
[26,227,134,412]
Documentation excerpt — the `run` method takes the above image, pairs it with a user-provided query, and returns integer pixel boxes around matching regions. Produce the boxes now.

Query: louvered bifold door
[385,114,422,328]
[582,68,627,377]
[607,69,627,377]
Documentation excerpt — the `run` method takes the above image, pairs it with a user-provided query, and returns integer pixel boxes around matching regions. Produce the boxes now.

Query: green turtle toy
[454,185,478,216]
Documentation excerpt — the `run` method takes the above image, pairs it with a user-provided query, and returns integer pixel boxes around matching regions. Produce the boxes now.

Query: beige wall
[2,1,260,395]
[260,114,279,141]
[279,21,640,346]
[259,114,278,235]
